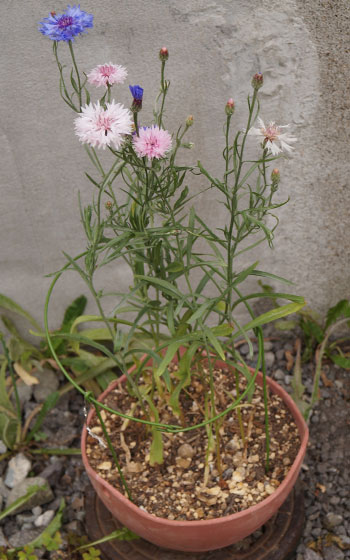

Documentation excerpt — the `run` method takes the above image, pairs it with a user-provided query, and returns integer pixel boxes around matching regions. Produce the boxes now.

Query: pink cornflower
[248,117,297,156]
[74,101,133,150]
[132,125,172,160]
[87,62,127,88]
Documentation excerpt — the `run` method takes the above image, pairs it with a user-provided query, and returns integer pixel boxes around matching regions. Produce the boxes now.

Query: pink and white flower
[87,63,127,88]
[74,101,133,150]
[248,118,297,156]
[132,125,172,160]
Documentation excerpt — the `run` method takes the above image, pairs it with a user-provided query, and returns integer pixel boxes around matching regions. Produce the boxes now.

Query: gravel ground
[0,330,349,559]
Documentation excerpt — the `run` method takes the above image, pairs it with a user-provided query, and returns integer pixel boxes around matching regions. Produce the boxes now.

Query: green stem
[94,404,133,501]
[234,369,246,445]
[68,40,82,110]
[133,112,139,136]
[158,61,167,128]
[257,329,270,472]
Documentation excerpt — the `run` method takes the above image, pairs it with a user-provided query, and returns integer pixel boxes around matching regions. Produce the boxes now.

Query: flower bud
[225,98,235,116]
[186,115,194,127]
[50,11,56,16]
[271,168,280,188]
[159,47,169,61]
[129,85,143,113]
[105,201,113,210]
[251,72,263,90]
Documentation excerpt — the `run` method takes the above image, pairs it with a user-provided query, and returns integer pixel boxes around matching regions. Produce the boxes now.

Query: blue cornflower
[39,5,93,42]
[129,85,144,113]
[129,85,144,100]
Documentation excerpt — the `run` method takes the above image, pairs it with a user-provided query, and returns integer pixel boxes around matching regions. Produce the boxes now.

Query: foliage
[0,292,128,453]
[41,8,305,487]
[259,284,350,420]
[261,283,350,367]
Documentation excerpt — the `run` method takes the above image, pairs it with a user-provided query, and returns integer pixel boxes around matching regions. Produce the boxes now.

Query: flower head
[248,118,297,156]
[132,125,172,160]
[225,98,235,116]
[74,101,133,150]
[87,63,127,88]
[39,5,93,42]
[252,72,263,90]
[159,47,169,61]
[129,85,144,112]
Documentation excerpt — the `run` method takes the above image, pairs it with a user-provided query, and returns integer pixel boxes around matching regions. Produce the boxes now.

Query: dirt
[85,360,300,521]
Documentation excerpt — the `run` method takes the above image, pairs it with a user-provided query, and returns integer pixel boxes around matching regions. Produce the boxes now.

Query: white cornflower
[248,118,297,156]
[74,101,133,150]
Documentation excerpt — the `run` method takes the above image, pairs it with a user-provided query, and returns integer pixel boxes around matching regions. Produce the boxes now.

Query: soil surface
[85,363,300,521]
[0,329,349,559]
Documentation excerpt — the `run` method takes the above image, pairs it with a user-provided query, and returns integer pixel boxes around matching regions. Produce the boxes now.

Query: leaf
[203,326,225,360]
[325,299,350,329]
[154,341,182,381]
[62,295,87,330]
[26,391,60,442]
[77,527,139,551]
[0,414,18,450]
[13,362,39,386]
[134,275,182,299]
[29,498,65,549]
[233,301,306,337]
[0,294,41,331]
[0,484,48,521]
[329,353,350,369]
[0,360,16,416]
[187,300,213,325]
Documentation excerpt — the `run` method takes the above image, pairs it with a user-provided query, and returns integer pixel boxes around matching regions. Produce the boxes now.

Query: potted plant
[40,5,308,552]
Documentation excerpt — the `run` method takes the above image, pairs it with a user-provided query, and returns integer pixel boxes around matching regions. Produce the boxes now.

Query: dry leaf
[14,362,39,386]
[321,370,333,388]
[316,482,326,493]
[285,350,294,371]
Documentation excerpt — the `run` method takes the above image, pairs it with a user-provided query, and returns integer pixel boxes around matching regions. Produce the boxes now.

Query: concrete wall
[0,0,349,330]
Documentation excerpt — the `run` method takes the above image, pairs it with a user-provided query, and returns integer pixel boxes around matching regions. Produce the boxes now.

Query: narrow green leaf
[0,484,48,521]
[325,299,350,329]
[26,391,60,442]
[329,353,350,369]
[233,301,306,337]
[203,326,225,360]
[135,275,182,299]
[29,498,65,548]
[76,527,139,550]
[0,294,41,331]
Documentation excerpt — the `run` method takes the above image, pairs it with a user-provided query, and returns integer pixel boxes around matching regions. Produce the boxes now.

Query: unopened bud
[105,201,113,210]
[50,11,56,16]
[271,168,280,188]
[186,115,194,127]
[129,85,143,113]
[159,47,169,61]
[251,72,263,90]
[225,98,235,116]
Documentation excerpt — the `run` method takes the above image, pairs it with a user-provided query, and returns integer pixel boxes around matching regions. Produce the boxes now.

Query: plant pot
[81,359,308,552]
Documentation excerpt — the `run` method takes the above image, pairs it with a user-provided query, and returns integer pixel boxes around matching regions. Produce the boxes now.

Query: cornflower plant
[40,6,305,495]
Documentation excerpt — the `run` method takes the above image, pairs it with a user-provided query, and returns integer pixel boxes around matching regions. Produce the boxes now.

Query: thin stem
[94,404,133,501]
[157,60,168,129]
[68,40,82,110]
[257,329,270,472]
[234,369,246,445]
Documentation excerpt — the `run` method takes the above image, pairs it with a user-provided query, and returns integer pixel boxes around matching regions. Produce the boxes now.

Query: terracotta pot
[81,359,308,552]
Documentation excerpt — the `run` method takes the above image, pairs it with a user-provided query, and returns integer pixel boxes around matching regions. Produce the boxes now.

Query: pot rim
[81,362,309,528]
